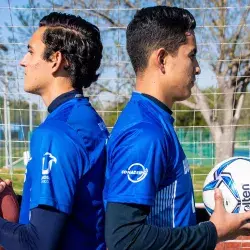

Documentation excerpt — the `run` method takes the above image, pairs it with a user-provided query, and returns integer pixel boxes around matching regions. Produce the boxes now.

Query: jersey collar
[48,90,83,113]
[141,93,173,115]
[132,91,175,124]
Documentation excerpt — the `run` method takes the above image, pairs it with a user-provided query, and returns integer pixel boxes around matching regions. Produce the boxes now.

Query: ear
[156,48,167,74]
[50,51,66,74]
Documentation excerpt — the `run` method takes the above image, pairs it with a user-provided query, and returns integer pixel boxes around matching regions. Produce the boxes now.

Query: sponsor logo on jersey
[121,163,148,183]
[41,152,57,184]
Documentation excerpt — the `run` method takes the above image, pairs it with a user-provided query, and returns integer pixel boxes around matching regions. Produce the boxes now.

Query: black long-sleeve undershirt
[0,206,67,250]
[105,202,217,250]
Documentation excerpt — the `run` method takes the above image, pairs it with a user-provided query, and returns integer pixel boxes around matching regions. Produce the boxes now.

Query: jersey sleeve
[105,122,168,206]
[27,126,86,214]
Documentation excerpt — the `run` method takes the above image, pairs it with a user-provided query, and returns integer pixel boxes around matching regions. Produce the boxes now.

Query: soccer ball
[203,156,250,215]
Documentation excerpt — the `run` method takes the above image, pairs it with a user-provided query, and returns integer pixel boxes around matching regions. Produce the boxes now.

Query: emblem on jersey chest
[121,163,148,183]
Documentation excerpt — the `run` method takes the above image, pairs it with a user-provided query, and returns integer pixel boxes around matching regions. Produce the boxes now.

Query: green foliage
[0,96,42,130]
[173,103,206,127]
[100,101,128,130]
[100,88,250,128]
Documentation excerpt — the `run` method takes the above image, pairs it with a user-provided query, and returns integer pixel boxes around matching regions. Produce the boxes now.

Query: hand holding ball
[203,157,250,215]
[0,179,19,222]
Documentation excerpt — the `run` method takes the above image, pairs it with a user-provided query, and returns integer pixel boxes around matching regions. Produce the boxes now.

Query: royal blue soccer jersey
[19,95,109,250]
[104,92,196,228]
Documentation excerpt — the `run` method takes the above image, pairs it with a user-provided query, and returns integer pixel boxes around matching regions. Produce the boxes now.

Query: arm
[1,127,86,249]
[105,203,217,250]
[106,190,250,250]
[0,206,67,250]
[105,124,250,249]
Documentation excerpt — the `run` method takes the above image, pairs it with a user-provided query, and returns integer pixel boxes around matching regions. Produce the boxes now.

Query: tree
[0,29,9,92]
[8,0,250,164]
[181,0,250,163]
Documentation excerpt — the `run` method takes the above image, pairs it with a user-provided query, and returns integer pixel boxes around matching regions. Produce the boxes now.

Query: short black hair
[126,6,196,73]
[39,12,102,90]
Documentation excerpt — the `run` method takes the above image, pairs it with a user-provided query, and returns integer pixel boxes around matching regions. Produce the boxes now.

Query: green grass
[0,168,25,195]
[0,147,28,168]
[0,146,27,194]
[191,166,212,203]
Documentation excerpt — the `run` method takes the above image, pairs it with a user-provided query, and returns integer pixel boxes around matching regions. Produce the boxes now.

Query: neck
[40,78,75,107]
[135,71,173,109]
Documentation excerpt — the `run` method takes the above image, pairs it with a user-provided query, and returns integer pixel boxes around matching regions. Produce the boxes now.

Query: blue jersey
[104,92,196,228]
[20,94,109,249]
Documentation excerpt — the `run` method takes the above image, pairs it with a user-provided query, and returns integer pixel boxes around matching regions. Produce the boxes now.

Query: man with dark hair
[0,12,108,250]
[104,6,250,250]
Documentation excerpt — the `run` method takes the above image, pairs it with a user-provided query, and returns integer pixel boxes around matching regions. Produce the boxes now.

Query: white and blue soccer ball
[203,156,250,215]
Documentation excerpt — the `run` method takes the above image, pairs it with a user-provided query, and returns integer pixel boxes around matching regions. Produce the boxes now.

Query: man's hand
[0,179,12,193]
[210,188,250,242]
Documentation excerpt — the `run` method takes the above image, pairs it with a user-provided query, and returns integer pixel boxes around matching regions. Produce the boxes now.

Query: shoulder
[109,121,165,152]
[111,96,166,143]
[47,97,102,127]
[29,123,87,174]
[33,121,68,139]
[31,122,79,153]
[114,120,163,138]
[65,99,109,137]
[131,121,164,138]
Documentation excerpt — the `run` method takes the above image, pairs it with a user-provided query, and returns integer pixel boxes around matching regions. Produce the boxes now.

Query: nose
[195,59,201,75]
[195,66,201,75]
[19,54,27,67]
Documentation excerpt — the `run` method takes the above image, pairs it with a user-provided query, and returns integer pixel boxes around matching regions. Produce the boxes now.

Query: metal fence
[0,0,249,200]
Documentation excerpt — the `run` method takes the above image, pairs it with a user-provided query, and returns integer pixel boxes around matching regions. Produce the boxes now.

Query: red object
[0,178,20,250]
[0,179,19,222]
[216,236,250,250]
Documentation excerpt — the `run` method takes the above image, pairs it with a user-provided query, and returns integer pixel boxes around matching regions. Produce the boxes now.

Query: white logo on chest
[42,152,57,175]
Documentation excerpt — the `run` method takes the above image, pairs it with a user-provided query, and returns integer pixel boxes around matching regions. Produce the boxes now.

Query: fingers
[214,188,225,213]
[240,222,250,230]
[0,179,13,193]
[0,181,6,192]
[214,188,222,199]
[238,227,250,236]
[241,211,250,223]
[5,179,12,187]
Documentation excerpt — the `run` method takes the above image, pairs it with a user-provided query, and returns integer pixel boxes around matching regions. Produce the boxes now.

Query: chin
[24,86,32,93]
[184,88,192,99]
[24,85,39,95]
[176,92,191,102]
